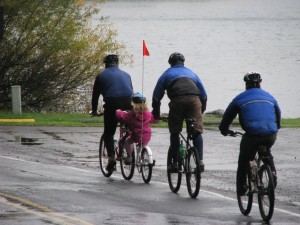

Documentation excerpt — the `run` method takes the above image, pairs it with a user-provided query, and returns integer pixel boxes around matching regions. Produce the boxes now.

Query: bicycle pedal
[152,159,156,167]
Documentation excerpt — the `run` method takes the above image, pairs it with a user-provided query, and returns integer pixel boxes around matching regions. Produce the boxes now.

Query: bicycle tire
[186,147,201,198]
[167,147,182,193]
[99,135,113,177]
[141,147,153,184]
[258,164,275,222]
[237,168,253,215]
[120,146,135,180]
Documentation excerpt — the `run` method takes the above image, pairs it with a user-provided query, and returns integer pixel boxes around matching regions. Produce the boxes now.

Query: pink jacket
[116,109,158,144]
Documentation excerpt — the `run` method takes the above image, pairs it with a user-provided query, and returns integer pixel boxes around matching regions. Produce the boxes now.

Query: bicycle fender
[143,146,154,164]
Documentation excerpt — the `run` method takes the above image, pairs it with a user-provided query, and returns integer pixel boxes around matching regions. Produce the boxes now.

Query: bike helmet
[131,92,146,104]
[243,72,262,83]
[103,54,119,65]
[168,52,185,66]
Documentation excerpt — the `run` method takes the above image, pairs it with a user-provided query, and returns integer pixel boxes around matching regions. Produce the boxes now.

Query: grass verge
[0,110,299,128]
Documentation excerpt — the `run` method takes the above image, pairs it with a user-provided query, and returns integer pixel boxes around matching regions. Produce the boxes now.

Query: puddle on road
[7,136,43,145]
[41,131,74,144]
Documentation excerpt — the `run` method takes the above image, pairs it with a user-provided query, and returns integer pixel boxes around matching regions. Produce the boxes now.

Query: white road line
[1,155,300,218]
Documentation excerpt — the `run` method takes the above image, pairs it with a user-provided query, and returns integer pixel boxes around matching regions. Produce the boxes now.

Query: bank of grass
[0,110,299,128]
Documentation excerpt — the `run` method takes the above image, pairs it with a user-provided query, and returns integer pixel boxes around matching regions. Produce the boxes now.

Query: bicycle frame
[167,117,202,198]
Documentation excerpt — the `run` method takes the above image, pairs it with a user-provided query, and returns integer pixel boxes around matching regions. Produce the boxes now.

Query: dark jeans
[168,96,204,163]
[237,133,277,188]
[103,97,132,157]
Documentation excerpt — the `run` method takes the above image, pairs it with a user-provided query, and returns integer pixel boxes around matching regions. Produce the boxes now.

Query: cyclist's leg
[168,99,184,170]
[104,98,131,158]
[260,134,277,187]
[237,135,257,194]
[124,137,134,164]
[124,137,134,156]
[103,107,118,157]
[103,106,118,170]
[193,133,204,171]
[193,133,203,160]
[170,133,180,168]
[184,97,204,168]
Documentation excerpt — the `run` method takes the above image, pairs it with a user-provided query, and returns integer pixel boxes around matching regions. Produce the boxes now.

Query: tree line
[0,0,131,112]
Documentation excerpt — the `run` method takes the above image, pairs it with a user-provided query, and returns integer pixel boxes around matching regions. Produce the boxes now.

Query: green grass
[0,110,299,128]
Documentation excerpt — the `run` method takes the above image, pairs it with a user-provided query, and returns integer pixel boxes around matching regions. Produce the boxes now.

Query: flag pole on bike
[141,40,150,145]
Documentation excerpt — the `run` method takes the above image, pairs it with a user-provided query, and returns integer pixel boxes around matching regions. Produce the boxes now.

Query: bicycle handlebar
[227,130,244,137]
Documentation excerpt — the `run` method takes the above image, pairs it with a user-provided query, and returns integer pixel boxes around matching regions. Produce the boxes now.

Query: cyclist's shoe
[237,184,248,196]
[168,162,179,173]
[199,160,205,172]
[272,172,277,188]
[106,157,116,172]
[124,156,132,165]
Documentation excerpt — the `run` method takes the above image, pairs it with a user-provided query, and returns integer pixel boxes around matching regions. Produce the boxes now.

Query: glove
[151,109,160,120]
[221,130,229,136]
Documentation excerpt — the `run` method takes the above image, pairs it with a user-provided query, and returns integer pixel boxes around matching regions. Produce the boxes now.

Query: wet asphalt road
[0,126,299,224]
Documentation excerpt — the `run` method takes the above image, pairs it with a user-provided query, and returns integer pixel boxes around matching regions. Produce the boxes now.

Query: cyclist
[152,52,207,172]
[219,72,281,194]
[116,92,158,165]
[91,54,133,172]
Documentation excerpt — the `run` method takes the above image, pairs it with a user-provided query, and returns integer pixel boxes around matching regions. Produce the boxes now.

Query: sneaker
[272,172,277,188]
[168,162,179,173]
[124,156,132,165]
[237,184,248,196]
[199,160,205,172]
[106,157,116,172]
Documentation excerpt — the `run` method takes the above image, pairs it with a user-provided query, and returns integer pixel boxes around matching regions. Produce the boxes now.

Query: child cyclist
[116,92,158,164]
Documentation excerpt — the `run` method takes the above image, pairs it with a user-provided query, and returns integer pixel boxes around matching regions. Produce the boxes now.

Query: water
[93,0,300,118]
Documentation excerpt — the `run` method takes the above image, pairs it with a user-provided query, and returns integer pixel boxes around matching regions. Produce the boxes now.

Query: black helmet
[244,72,262,83]
[103,54,119,65]
[168,52,185,66]
[131,92,146,104]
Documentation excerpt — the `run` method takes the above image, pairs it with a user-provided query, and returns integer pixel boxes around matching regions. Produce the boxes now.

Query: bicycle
[92,111,155,183]
[163,117,202,198]
[228,130,275,222]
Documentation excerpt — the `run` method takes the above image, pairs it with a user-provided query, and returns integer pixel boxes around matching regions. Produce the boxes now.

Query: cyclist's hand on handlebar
[227,130,235,136]
[221,130,235,136]
[221,130,229,136]
[225,130,244,137]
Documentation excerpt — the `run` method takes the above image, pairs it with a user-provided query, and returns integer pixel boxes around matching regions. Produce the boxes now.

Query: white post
[11,85,22,115]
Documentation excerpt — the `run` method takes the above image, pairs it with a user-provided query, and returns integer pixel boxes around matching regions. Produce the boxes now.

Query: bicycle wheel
[258,164,275,222]
[141,147,153,184]
[237,169,253,215]
[120,146,135,180]
[186,147,201,198]
[99,135,113,177]
[167,147,182,193]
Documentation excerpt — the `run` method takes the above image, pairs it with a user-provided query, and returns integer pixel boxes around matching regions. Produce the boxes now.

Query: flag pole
[142,52,145,95]
[141,40,150,149]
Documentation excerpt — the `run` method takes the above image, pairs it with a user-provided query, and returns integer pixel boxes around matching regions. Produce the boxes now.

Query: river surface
[93,0,300,118]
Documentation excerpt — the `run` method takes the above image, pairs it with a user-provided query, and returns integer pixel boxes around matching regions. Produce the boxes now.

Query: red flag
[143,40,150,56]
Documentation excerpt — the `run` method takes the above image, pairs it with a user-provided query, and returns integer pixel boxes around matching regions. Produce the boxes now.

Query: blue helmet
[131,92,146,104]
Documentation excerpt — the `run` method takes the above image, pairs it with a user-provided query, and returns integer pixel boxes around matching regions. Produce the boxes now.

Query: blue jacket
[92,66,133,112]
[219,88,281,136]
[152,65,207,116]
